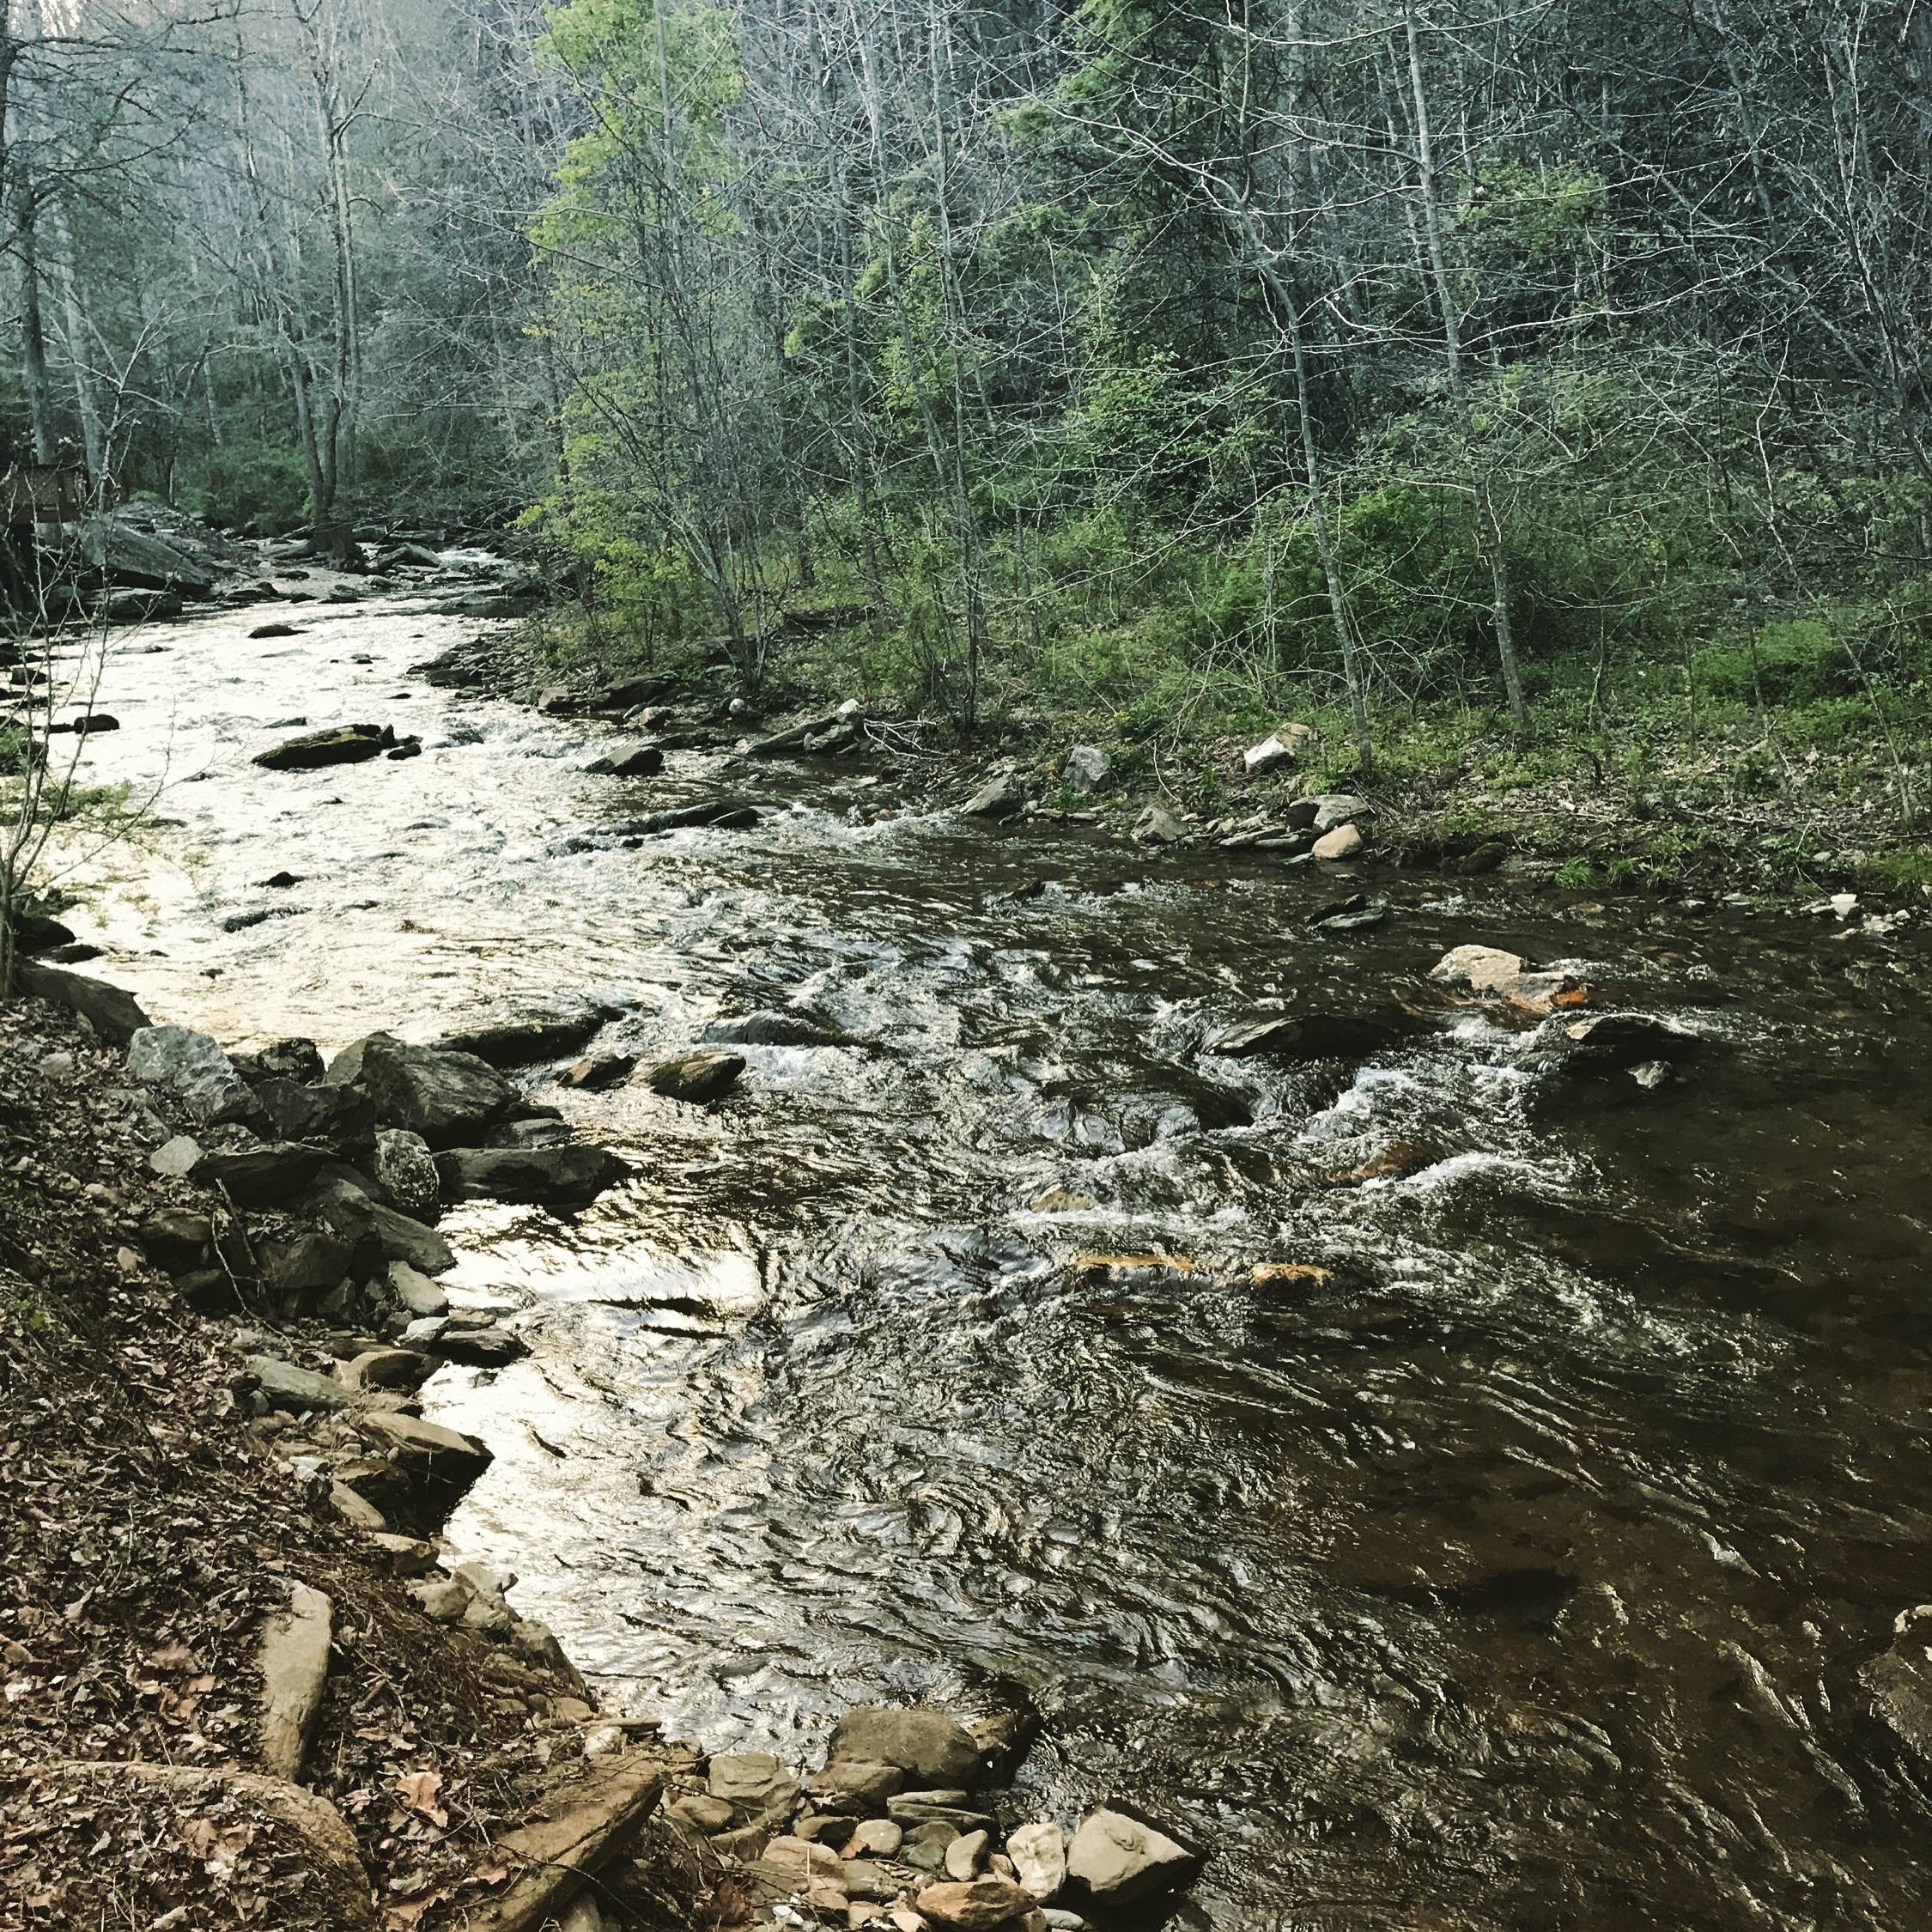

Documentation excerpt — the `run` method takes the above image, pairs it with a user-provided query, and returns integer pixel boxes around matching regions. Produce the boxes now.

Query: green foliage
[1457,161,1607,265]
[178,440,313,532]
[1695,620,1857,706]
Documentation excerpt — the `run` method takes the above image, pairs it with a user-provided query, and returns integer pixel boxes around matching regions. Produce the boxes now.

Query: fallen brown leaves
[0,997,598,1932]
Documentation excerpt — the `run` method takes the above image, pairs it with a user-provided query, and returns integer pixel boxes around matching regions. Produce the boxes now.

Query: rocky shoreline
[1,949,1206,1931]
[5,536,1919,1929]
[410,623,1928,933]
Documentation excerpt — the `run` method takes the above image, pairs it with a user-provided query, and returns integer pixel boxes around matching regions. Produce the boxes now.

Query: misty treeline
[8,1,1932,753]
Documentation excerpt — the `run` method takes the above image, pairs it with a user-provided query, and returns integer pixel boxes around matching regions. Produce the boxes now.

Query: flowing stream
[46,580,1932,1928]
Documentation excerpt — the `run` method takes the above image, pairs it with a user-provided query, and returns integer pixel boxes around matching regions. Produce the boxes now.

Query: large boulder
[78,514,217,596]
[332,1032,514,1145]
[1133,803,1184,845]
[101,589,182,624]
[1207,1013,1416,1060]
[127,1024,263,1128]
[1065,745,1109,795]
[252,1075,376,1152]
[1429,945,1578,1011]
[962,770,1024,818]
[434,1144,631,1208]
[436,1005,603,1067]
[253,725,388,771]
[826,1707,981,1788]
[17,963,150,1047]
[246,1353,352,1413]
[300,1170,456,1274]
[7,910,74,956]
[192,1142,329,1207]
[1066,1807,1196,1905]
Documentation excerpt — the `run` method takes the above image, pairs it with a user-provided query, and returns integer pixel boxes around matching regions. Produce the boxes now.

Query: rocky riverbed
[8,567,1932,1928]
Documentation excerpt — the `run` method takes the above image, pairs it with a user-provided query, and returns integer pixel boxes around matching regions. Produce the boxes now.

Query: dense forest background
[7,0,1932,793]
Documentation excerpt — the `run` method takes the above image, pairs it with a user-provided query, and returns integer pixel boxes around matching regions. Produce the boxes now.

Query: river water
[45,582,1932,1928]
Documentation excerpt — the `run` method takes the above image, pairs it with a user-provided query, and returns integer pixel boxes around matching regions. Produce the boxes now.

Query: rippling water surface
[51,583,1932,1928]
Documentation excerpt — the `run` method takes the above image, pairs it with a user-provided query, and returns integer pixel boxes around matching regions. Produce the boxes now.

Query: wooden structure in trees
[0,462,97,529]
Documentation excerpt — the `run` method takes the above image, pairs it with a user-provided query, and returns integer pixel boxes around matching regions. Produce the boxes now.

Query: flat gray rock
[258,1580,332,1780]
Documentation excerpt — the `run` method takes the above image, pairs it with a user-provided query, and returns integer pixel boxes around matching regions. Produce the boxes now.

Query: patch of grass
[1857,843,1932,895]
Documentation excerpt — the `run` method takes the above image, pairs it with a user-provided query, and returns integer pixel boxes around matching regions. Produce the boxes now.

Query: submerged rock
[1534,1011,1702,1075]
[433,1143,630,1207]
[253,724,389,771]
[701,1010,853,1048]
[430,1324,529,1367]
[436,1005,603,1067]
[585,744,664,777]
[639,1048,744,1104]
[1207,1013,1415,1060]
[488,1115,575,1151]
